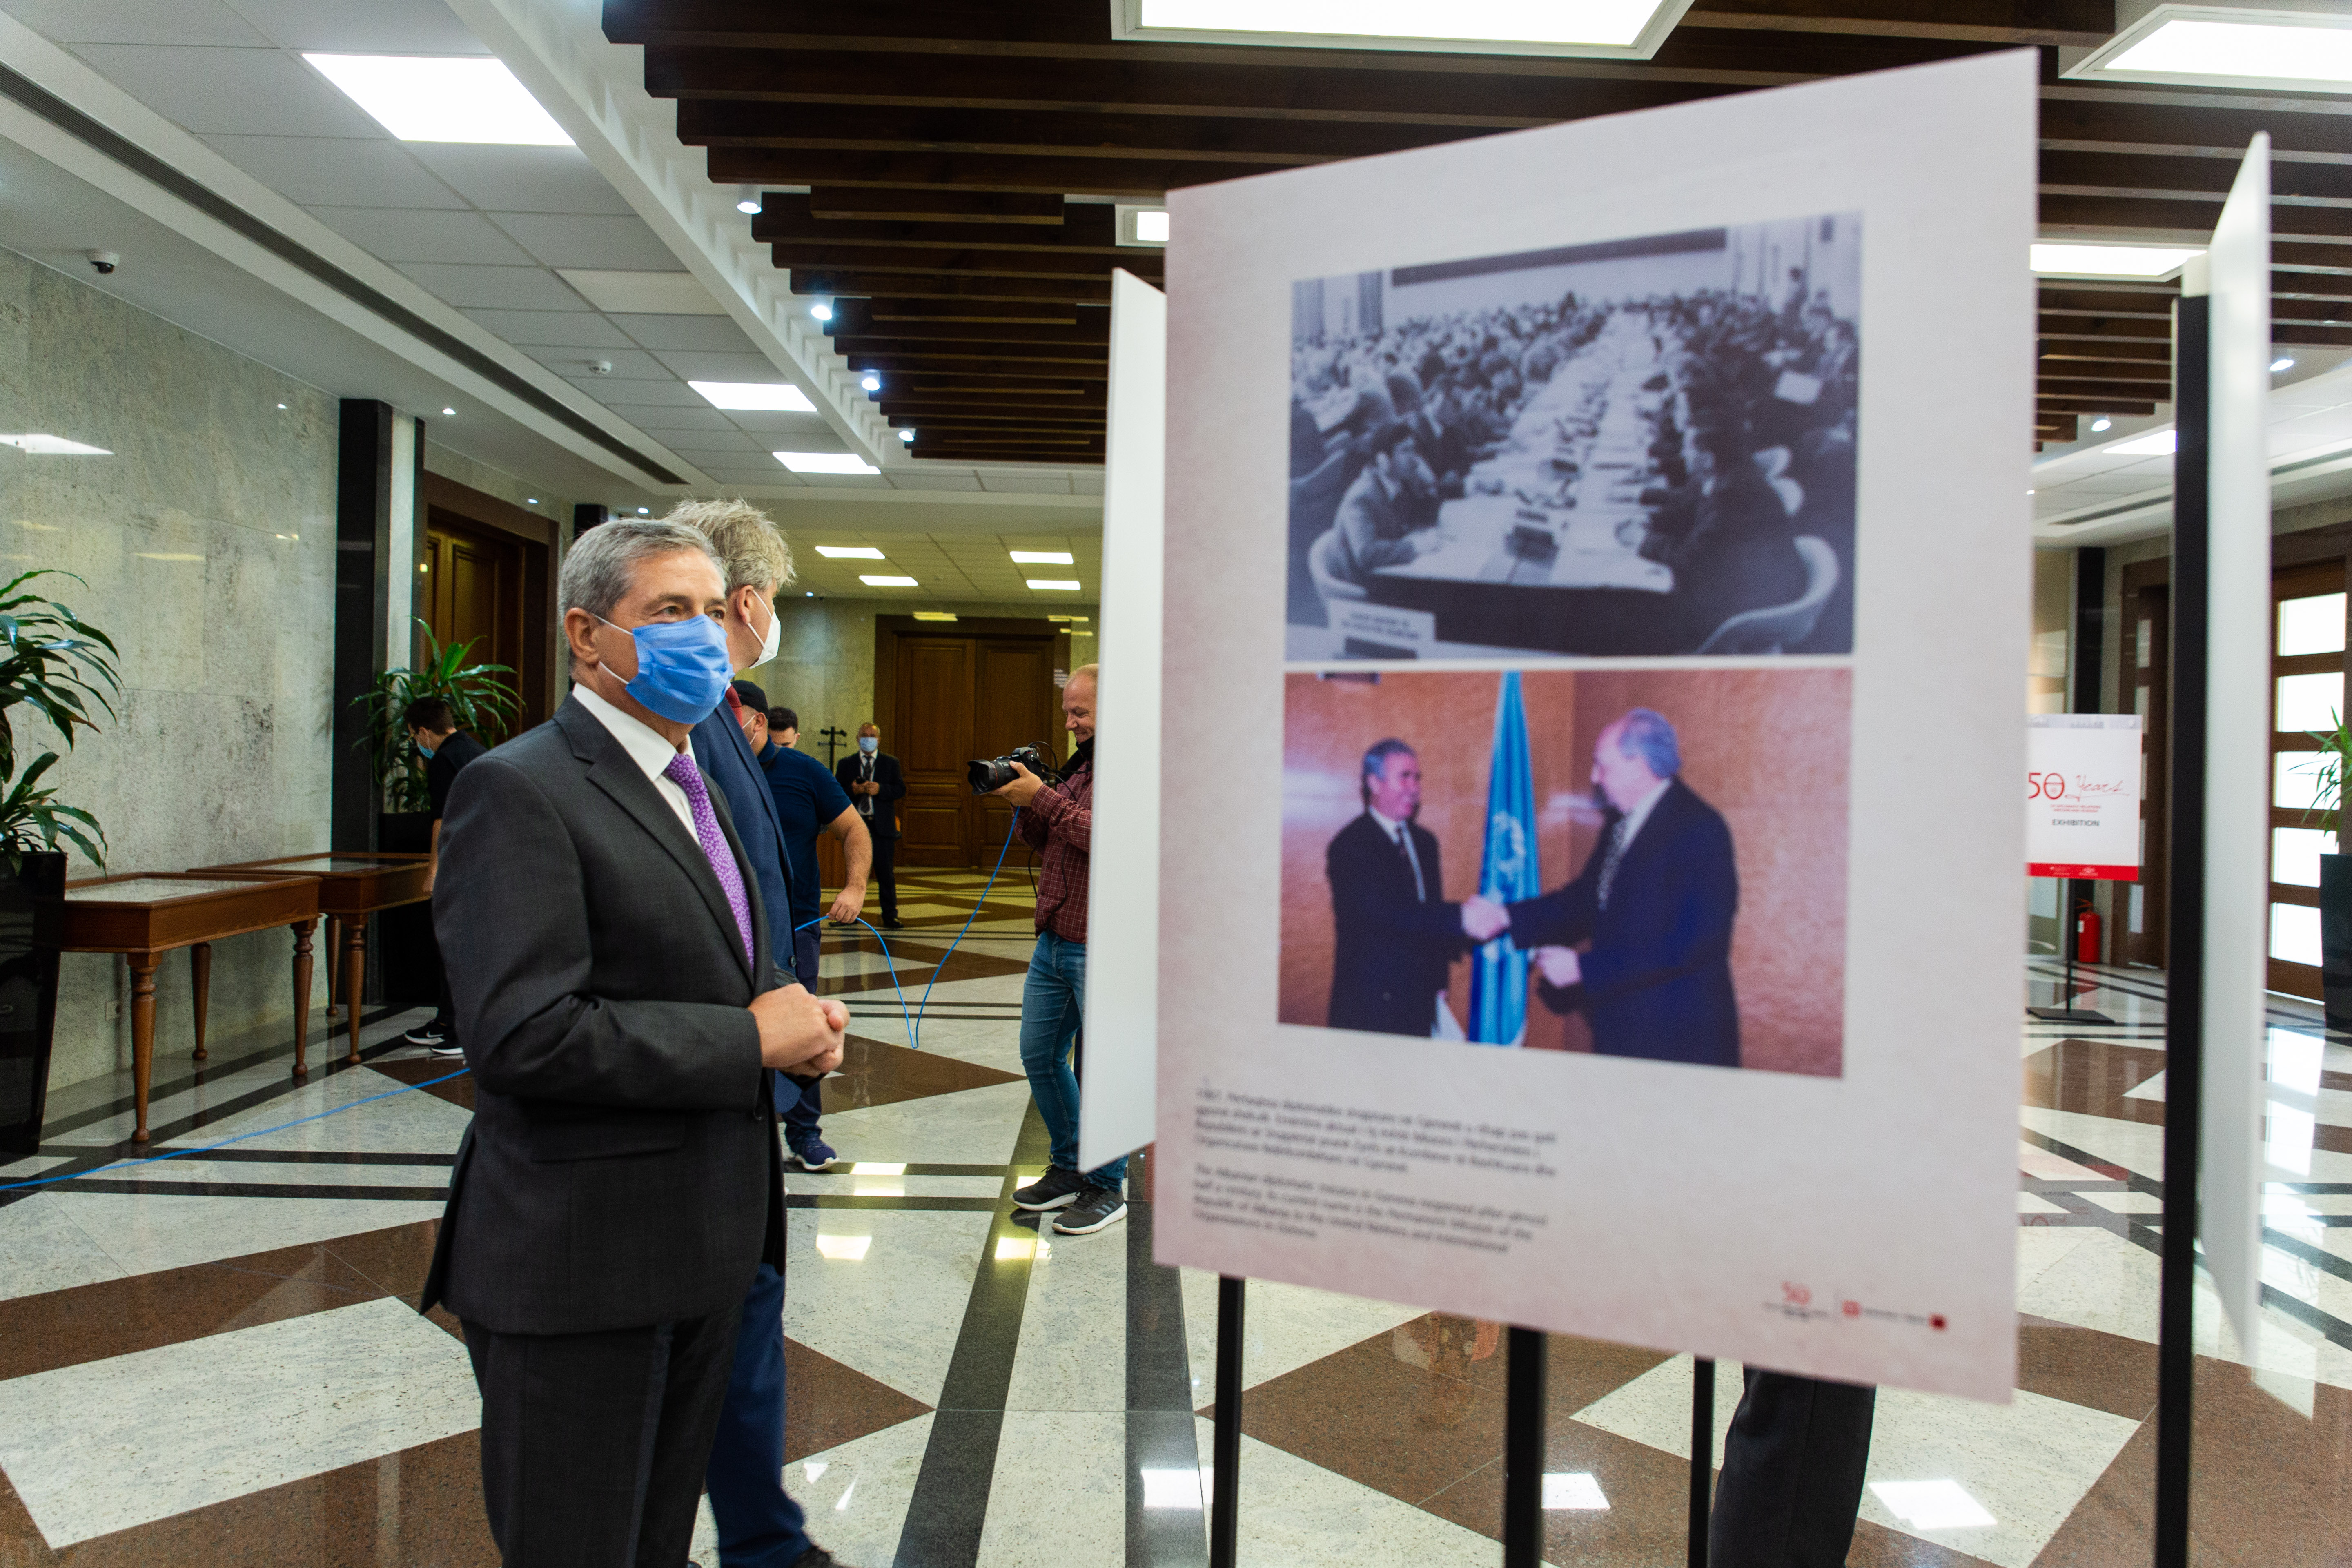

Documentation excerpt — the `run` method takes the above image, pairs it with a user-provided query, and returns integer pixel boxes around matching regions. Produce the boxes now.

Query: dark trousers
[1709,1370,1877,1568]
[780,925,825,1145]
[462,1303,742,1568]
[705,1264,811,1568]
[870,830,897,921]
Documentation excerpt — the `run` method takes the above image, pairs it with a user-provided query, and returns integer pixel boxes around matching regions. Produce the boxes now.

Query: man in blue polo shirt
[733,686,870,1172]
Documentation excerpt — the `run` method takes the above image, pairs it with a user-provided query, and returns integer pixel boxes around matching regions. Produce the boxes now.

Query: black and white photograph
[1287,216,1860,661]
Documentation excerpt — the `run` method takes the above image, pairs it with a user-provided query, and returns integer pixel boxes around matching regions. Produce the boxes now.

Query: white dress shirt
[1368,806,1428,902]
[1613,775,1674,854]
[572,680,698,840]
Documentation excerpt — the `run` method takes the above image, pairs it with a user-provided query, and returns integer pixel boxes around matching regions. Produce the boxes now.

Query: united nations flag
[1468,672,1541,1045]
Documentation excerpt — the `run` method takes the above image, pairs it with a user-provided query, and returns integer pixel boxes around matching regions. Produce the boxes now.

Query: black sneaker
[401,1022,448,1046]
[1053,1185,1127,1235]
[1011,1166,1087,1212]
[427,1042,466,1060]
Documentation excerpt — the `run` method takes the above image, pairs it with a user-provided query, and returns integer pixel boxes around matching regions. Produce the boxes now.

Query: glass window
[2276,671,2345,734]
[2129,881,2145,934]
[2278,592,2347,657]
[2136,617,2152,669]
[2272,826,2337,888]
[2271,902,2323,966]
[2277,750,2325,809]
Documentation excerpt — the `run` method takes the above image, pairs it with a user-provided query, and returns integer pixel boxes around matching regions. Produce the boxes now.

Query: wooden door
[422,513,526,742]
[893,637,976,867]
[973,639,1058,855]
[2267,562,2348,999]
[2125,582,2169,967]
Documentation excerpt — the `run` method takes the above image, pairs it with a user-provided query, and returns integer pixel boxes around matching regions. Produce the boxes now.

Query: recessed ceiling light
[2069,12,2352,90]
[304,54,573,146]
[2108,428,2177,457]
[694,381,817,413]
[527,497,538,503]
[2089,417,2111,432]
[637,506,651,514]
[737,198,762,214]
[815,545,886,559]
[1010,550,1075,564]
[2274,356,2297,372]
[776,451,880,475]
[1045,614,1091,623]
[1118,0,1690,56]
[810,301,834,322]
[0,434,110,454]
[898,429,917,443]
[861,373,882,392]
[860,574,919,587]
[1027,578,1082,590]
[276,402,287,410]
[441,406,456,416]
[2030,242,2203,280]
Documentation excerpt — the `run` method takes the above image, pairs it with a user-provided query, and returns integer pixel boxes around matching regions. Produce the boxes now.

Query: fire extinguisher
[2076,904,2102,964]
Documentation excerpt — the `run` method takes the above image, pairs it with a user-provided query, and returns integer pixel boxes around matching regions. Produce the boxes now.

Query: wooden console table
[187,854,431,1070]
[62,873,323,1143]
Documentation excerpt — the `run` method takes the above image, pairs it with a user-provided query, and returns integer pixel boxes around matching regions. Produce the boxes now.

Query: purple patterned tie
[662,751,755,964]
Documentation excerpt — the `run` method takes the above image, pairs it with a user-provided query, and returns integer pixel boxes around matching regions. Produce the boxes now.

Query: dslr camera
[967,744,1053,794]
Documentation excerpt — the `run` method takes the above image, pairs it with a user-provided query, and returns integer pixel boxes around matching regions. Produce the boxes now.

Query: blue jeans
[1020,930,1125,1189]
[705,1263,811,1567]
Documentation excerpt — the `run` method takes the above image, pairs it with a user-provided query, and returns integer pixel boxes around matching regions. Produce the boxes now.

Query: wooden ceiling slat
[831,298,1105,325]
[2042,192,2352,241]
[715,147,1297,194]
[789,270,1113,303]
[2040,339,2170,363]
[2039,318,2173,340]
[2275,325,2352,346]
[2038,288,2176,317]
[2042,150,2352,205]
[757,198,1118,250]
[2039,96,2352,162]
[2039,376,2175,399]
[849,350,1110,372]
[806,187,1066,223]
[1684,0,2110,46]
[2037,396,2160,414]
[829,323,1110,350]
[772,243,1159,281]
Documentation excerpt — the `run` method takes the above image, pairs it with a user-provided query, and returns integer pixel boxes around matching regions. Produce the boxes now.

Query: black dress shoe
[881,917,905,930]
[788,1547,849,1568]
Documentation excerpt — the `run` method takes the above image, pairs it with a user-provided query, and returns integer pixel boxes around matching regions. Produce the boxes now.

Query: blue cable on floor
[0,1067,472,1194]
[797,806,1021,1052]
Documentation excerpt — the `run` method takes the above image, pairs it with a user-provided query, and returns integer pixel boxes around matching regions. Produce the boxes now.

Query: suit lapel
[559,700,755,984]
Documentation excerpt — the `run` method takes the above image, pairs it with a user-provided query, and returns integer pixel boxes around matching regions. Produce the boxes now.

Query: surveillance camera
[86,250,118,275]
[588,359,613,376]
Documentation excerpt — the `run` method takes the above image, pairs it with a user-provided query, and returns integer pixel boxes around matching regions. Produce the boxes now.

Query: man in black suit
[1325,739,1466,1036]
[836,724,905,928]
[422,519,849,1568]
[1463,708,1740,1067]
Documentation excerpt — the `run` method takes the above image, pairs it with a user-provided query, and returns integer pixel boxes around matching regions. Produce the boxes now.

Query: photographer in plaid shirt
[986,664,1127,1236]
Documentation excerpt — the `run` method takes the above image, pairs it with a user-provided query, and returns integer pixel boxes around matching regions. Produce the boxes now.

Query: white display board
[1080,270,1168,1172]
[2201,136,2273,1353]
[2025,714,2143,881]
[1156,51,2036,1401]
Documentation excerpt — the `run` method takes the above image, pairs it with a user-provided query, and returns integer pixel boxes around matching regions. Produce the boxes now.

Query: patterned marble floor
[3,893,2350,1564]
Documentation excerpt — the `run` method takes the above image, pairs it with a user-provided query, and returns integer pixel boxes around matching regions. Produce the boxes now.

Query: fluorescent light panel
[2105,15,2352,88]
[2109,429,2178,457]
[1027,579,1082,590]
[1009,550,1075,564]
[911,611,959,621]
[813,545,886,559]
[860,574,920,587]
[304,54,572,145]
[775,451,879,475]
[2030,243,2202,280]
[1133,0,1679,49]
[695,381,816,412]
[0,434,109,454]
[1136,209,1171,243]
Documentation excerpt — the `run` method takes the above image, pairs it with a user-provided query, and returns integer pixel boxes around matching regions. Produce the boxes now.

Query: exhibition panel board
[1156,52,2036,1402]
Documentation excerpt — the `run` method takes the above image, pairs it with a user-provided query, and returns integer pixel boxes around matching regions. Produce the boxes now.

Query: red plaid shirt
[1016,748,1091,943]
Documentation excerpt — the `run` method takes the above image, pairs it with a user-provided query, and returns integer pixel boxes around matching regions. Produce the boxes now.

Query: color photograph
[1279,667,1850,1074]
[1286,216,1859,661]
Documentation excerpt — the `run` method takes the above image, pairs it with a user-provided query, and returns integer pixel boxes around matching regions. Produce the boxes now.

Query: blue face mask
[858,736,878,754]
[414,742,435,759]
[597,613,735,725]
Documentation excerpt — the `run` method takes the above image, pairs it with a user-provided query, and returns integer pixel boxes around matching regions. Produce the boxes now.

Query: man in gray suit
[421,518,848,1568]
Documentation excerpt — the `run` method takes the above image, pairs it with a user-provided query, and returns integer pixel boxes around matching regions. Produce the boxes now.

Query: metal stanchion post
[1689,1357,1715,1568]
[1502,1326,1548,1567]
[1210,1275,1244,1568]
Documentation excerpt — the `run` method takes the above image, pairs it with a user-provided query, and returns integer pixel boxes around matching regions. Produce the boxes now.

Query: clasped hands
[750,984,848,1076]
[1460,895,1581,988]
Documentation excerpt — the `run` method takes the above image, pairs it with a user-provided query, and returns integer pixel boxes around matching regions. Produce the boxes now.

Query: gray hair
[1611,708,1681,778]
[1359,737,1414,804]
[662,497,795,596]
[558,520,721,667]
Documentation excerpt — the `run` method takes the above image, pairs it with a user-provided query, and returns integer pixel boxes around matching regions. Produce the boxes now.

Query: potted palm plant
[2305,710,2352,1028]
[0,570,119,1156]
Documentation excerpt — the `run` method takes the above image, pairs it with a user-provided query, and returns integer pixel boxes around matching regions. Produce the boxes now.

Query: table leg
[290,919,315,1076]
[189,942,211,1062]
[324,916,343,1007]
[343,917,366,1065]
[128,953,157,1143]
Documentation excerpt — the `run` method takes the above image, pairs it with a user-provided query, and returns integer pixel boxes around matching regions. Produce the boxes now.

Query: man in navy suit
[1324,739,1467,1036]
[666,500,847,1568]
[1463,708,1740,1067]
